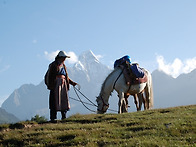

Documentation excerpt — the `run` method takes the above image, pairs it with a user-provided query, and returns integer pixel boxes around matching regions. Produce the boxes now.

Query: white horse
[96,67,153,114]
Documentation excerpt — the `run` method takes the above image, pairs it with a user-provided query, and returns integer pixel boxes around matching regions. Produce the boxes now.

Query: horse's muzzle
[97,109,106,114]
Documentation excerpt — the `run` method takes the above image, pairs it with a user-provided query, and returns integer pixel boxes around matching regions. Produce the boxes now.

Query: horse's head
[96,96,109,114]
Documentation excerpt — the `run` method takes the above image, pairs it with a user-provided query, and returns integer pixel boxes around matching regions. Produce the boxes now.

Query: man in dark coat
[46,51,79,122]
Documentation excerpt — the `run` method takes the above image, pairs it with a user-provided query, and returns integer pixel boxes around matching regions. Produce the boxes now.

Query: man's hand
[75,83,81,90]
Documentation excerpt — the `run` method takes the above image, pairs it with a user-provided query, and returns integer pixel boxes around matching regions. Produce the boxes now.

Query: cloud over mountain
[156,55,196,78]
[44,50,103,66]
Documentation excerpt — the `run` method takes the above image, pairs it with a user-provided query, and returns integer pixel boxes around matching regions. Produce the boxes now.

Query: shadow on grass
[127,126,152,132]
[58,134,76,142]
[9,123,25,129]
[1,138,24,146]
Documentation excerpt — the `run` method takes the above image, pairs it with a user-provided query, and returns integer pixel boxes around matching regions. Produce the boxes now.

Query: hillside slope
[0,108,19,124]
[0,105,195,146]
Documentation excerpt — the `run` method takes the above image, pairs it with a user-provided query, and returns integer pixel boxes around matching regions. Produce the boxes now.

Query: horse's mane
[100,67,120,95]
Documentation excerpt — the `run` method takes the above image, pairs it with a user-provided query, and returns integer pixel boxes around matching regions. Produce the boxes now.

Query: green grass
[0,105,195,146]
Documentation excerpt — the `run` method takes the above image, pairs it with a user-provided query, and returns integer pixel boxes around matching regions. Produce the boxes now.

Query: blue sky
[0,0,196,105]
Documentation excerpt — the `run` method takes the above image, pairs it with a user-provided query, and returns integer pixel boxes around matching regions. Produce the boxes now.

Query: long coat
[48,60,76,111]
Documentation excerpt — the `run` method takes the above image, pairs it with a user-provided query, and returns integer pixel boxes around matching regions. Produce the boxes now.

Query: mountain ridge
[1,50,196,120]
[152,68,196,108]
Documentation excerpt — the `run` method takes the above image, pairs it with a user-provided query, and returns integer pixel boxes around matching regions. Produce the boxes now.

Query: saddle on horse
[119,63,147,85]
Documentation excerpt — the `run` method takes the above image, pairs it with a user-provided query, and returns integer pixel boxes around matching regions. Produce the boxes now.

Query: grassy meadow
[0,105,195,146]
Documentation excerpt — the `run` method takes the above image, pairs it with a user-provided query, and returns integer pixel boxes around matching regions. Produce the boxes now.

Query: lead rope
[72,86,118,113]
[73,86,97,113]
[74,86,97,107]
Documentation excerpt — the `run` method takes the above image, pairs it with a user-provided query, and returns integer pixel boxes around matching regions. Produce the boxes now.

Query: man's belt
[56,75,65,79]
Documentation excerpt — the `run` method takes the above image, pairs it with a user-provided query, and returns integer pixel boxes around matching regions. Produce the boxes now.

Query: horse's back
[114,67,147,94]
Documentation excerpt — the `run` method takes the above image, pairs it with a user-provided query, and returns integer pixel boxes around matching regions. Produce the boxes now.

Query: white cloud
[0,58,10,73]
[44,50,60,61]
[0,65,10,73]
[65,51,78,64]
[32,39,37,44]
[183,58,196,73]
[156,55,196,78]
[44,50,78,64]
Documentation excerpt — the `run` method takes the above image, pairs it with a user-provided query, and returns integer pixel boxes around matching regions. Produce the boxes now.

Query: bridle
[97,95,109,113]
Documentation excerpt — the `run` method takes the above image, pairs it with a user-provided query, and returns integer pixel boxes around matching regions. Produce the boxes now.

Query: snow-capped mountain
[1,50,196,121]
[69,50,111,84]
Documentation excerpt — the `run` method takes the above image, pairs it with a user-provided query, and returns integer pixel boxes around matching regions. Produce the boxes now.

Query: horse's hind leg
[121,99,128,113]
[133,94,140,111]
[137,93,144,111]
[144,86,150,109]
[142,92,147,110]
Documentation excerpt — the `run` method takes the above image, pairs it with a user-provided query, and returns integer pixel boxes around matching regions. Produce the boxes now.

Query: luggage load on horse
[114,55,146,85]
[114,55,131,68]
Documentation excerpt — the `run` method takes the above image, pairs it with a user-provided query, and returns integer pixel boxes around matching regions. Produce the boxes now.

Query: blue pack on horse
[130,64,144,79]
[114,55,131,68]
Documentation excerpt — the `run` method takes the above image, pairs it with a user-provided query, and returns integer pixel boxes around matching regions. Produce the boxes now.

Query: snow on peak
[71,50,111,82]
[74,61,86,71]
[73,50,104,72]
[79,50,100,64]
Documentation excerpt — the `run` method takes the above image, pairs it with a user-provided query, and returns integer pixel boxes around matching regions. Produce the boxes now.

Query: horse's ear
[96,96,99,101]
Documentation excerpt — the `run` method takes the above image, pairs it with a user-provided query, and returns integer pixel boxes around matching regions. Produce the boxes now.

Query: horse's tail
[149,80,154,109]
[145,69,154,109]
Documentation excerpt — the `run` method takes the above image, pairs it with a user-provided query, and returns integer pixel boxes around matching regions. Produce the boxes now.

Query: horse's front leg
[118,92,124,114]
[124,93,129,112]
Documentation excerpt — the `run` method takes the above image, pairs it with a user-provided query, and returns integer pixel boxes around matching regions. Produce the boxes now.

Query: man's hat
[57,51,70,58]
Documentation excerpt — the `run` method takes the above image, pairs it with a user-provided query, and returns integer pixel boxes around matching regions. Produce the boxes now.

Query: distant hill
[152,69,196,108]
[1,50,196,121]
[1,82,49,120]
[0,105,195,146]
[0,108,19,124]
